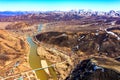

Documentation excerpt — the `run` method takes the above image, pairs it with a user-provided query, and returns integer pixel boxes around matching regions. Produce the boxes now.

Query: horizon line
[0,9,120,12]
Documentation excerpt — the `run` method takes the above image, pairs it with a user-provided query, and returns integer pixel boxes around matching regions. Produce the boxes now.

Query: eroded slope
[0,30,30,77]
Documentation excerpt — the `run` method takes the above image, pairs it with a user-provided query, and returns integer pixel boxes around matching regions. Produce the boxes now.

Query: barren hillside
[35,27,120,80]
[0,30,31,77]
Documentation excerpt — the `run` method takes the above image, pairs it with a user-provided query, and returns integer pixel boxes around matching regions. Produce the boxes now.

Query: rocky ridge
[35,27,120,80]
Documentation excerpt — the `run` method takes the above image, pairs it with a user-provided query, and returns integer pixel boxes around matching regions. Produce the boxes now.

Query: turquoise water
[37,24,42,33]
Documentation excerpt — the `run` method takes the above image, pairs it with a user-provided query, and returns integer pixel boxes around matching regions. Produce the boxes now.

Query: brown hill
[34,30,120,79]
[0,30,30,77]
[5,22,38,35]
[5,22,30,30]
[36,30,120,58]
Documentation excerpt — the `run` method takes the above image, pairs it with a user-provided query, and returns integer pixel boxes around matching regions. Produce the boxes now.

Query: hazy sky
[0,0,120,11]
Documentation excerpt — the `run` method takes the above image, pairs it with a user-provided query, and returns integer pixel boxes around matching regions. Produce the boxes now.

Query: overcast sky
[0,0,120,11]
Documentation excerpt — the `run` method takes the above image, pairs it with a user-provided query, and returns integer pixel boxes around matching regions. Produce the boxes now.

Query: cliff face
[0,30,30,77]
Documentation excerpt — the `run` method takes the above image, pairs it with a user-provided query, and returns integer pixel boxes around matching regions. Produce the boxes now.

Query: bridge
[0,24,70,80]
[0,61,66,80]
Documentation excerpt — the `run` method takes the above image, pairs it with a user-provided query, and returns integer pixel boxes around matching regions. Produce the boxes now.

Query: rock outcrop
[66,57,120,80]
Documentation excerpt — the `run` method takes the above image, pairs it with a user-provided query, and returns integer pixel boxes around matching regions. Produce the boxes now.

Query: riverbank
[37,44,74,80]
[27,36,58,80]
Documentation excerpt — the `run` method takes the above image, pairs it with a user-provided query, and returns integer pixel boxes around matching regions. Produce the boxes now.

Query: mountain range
[0,10,120,17]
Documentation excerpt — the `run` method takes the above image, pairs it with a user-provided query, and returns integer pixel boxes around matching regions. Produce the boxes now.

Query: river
[27,24,57,80]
